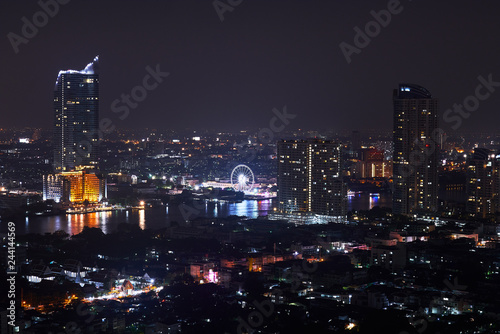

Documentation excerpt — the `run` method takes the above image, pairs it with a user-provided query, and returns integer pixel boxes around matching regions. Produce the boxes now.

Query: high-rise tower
[465,148,499,219]
[277,139,347,221]
[392,83,439,215]
[53,56,99,172]
[44,56,105,205]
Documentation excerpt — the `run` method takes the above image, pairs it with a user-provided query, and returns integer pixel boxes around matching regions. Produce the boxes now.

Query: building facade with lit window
[45,57,106,205]
[355,148,392,178]
[392,84,439,215]
[42,174,64,203]
[275,139,347,223]
[465,148,499,219]
[43,170,106,204]
[53,56,100,172]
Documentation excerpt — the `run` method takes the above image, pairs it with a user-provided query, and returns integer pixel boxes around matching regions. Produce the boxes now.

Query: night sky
[1,0,499,132]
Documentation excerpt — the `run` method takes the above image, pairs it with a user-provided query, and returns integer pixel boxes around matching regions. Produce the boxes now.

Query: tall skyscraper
[276,139,347,222]
[392,83,439,215]
[53,56,100,172]
[44,56,105,206]
[465,148,499,219]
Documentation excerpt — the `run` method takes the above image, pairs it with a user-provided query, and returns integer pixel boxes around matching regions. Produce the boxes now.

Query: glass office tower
[392,83,439,215]
[53,56,99,172]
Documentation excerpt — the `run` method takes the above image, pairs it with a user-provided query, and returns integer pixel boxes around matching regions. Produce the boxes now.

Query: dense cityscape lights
[1,1,500,334]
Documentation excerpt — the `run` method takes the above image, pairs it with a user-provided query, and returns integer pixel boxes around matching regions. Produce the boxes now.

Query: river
[1,193,391,235]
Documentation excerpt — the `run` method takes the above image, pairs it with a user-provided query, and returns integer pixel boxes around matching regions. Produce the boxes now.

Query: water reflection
[78,214,84,231]
[369,194,379,210]
[4,196,390,236]
[348,192,392,211]
[99,212,110,234]
[139,209,145,230]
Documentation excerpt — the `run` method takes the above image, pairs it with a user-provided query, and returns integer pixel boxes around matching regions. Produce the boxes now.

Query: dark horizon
[1,0,500,133]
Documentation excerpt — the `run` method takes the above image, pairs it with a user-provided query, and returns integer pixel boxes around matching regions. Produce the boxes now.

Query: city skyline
[2,2,500,334]
[1,1,500,132]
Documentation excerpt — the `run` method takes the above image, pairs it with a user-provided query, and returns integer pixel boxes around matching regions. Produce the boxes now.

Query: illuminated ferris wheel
[231,164,255,192]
